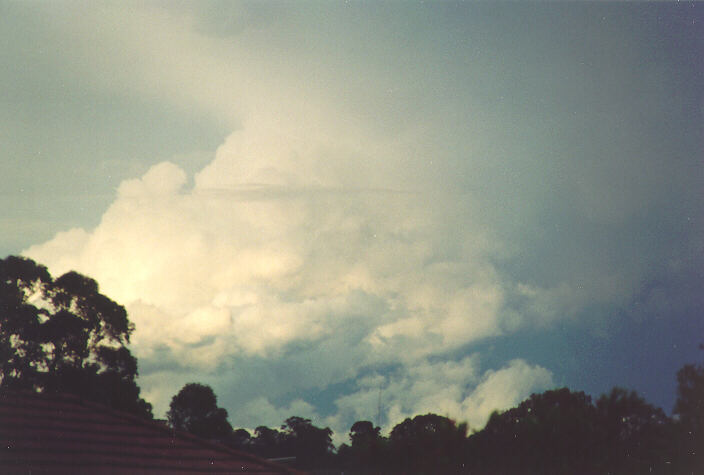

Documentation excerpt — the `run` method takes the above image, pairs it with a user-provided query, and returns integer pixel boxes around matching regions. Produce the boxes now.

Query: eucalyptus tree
[0,255,151,417]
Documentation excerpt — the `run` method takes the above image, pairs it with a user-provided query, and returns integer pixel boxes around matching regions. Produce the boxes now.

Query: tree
[280,416,334,469]
[229,428,252,450]
[467,388,599,474]
[167,383,232,441]
[251,425,284,458]
[0,255,151,417]
[673,347,704,471]
[389,413,467,474]
[350,420,381,446]
[595,387,673,473]
[340,420,387,472]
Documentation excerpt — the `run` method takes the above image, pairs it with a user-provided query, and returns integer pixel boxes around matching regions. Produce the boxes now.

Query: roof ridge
[0,389,306,474]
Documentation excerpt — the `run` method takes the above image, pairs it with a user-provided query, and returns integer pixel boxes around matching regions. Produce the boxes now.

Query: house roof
[0,390,302,474]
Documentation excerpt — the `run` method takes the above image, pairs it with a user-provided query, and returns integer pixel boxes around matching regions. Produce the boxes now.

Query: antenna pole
[376,387,382,428]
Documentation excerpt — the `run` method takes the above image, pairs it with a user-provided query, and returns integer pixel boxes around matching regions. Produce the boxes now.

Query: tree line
[1,256,702,473]
[166,380,702,474]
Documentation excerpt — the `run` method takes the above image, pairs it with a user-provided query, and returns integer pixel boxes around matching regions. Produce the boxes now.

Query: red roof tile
[0,391,303,474]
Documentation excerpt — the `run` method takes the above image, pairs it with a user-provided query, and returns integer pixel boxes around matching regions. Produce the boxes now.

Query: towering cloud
[25,118,521,422]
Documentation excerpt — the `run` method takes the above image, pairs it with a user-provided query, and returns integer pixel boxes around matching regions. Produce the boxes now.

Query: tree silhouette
[167,383,232,441]
[0,255,151,417]
[595,387,673,473]
[251,425,284,458]
[338,420,388,472]
[468,388,599,474]
[673,347,704,471]
[229,428,252,450]
[350,421,380,444]
[280,416,334,469]
[349,420,386,470]
[388,413,467,474]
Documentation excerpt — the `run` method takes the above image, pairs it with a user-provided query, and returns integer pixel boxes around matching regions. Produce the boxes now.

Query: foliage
[466,386,678,474]
[339,420,387,472]
[467,388,601,474]
[595,387,674,473]
[280,416,334,469]
[251,425,284,458]
[673,348,704,471]
[0,255,151,417]
[229,428,252,450]
[388,413,467,474]
[167,383,232,441]
[349,420,381,446]
[242,416,334,469]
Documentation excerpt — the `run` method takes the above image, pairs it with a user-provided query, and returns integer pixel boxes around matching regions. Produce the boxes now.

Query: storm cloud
[11,1,703,437]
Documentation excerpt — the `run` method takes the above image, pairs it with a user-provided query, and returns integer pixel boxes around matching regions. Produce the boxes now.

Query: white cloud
[461,359,554,430]
[330,357,553,443]
[24,88,513,368]
[117,162,187,197]
[23,99,527,436]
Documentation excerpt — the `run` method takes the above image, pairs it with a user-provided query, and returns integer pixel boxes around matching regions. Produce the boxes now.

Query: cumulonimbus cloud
[24,117,532,426]
[25,120,511,365]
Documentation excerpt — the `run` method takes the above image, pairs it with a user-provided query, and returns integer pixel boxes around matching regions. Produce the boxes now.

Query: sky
[2,1,703,442]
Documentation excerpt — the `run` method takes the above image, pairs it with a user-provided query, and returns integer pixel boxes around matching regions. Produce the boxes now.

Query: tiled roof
[0,390,302,474]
